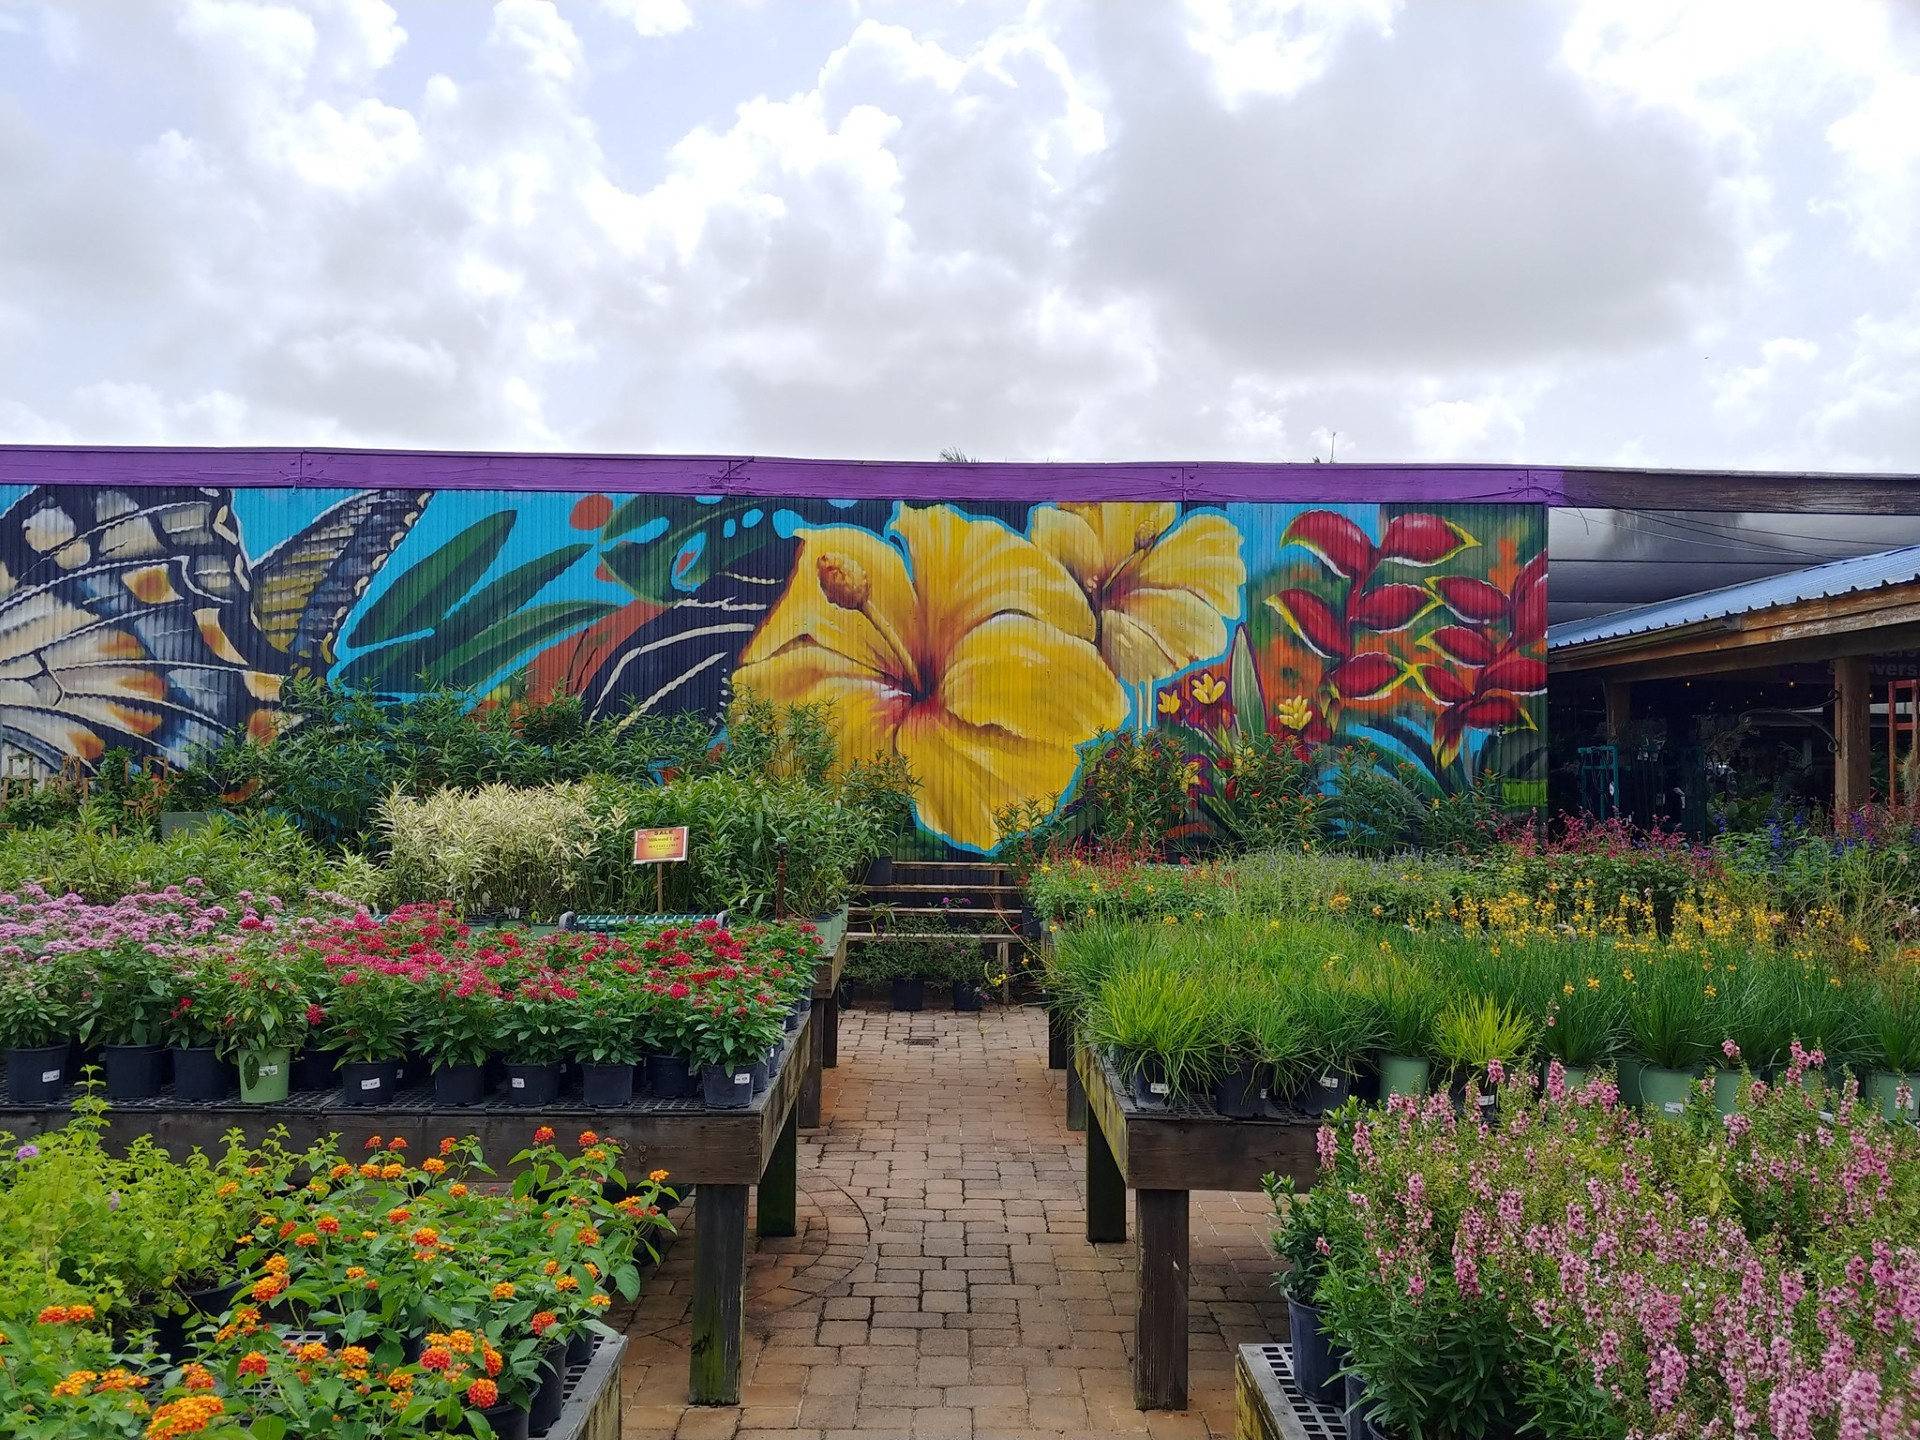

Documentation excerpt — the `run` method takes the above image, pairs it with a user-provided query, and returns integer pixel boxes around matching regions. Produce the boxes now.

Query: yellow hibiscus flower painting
[734,505,1128,851]
[1030,502,1246,686]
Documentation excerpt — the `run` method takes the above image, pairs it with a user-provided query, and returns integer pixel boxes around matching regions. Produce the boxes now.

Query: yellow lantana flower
[735,505,1125,850]
[1029,502,1245,685]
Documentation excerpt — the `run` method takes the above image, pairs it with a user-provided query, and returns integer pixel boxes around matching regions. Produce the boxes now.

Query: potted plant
[1265,1174,1345,1407]
[1290,972,1378,1116]
[1864,973,1920,1121]
[499,975,571,1105]
[80,942,178,1100]
[1211,984,1297,1118]
[688,988,787,1109]
[1532,971,1616,1092]
[1084,959,1216,1108]
[1433,995,1533,1122]
[1787,964,1866,1099]
[203,950,309,1103]
[412,968,503,1106]
[320,966,413,1106]
[642,986,702,1100]
[1367,962,1439,1100]
[1622,956,1714,1119]
[159,957,234,1102]
[0,955,75,1103]
[565,977,646,1107]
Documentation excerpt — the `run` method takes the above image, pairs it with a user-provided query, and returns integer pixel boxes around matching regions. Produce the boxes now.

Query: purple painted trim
[0,446,1565,506]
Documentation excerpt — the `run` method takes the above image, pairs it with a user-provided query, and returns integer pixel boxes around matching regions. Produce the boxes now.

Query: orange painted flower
[364,1136,383,1150]
[735,505,1126,850]
[386,1136,407,1151]
[411,1226,441,1247]
[554,1275,580,1293]
[345,1266,367,1280]
[449,1183,469,1199]
[387,1209,412,1225]
[530,1311,558,1336]
[181,1364,215,1392]
[380,1163,406,1180]
[296,1342,329,1363]
[466,1378,500,1409]
[649,1168,669,1183]
[440,1137,457,1155]
[483,1347,504,1377]
[264,1255,289,1276]
[294,1232,318,1248]
[250,1276,286,1302]
[329,1163,352,1179]
[588,1293,611,1309]
[341,1346,372,1372]
[1030,502,1245,686]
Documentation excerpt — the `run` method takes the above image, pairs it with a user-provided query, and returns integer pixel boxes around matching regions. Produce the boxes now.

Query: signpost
[632,825,689,914]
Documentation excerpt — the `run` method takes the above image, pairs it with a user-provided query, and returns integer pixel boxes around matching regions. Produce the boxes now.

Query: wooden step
[849,930,1024,944]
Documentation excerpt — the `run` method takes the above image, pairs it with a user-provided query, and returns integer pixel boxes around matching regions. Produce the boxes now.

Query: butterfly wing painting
[252,489,432,673]
[0,486,286,770]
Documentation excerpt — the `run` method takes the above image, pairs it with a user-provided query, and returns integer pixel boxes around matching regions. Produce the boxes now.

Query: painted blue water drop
[695,494,722,506]
[723,520,737,538]
[742,509,763,528]
[632,517,669,544]
[671,532,708,592]
[773,509,806,538]
[828,498,857,510]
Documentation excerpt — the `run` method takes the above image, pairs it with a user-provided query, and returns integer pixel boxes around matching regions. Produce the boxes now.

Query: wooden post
[1065,1061,1086,1132]
[821,992,839,1069]
[799,1000,824,1128]
[1048,1009,1071,1069]
[757,1108,799,1238]
[1134,1188,1190,1410]
[688,1183,749,1405]
[1603,679,1632,743]
[1835,657,1872,817]
[1086,1108,1127,1244]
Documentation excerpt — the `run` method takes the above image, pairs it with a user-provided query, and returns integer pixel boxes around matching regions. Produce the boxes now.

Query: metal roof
[1547,543,1920,650]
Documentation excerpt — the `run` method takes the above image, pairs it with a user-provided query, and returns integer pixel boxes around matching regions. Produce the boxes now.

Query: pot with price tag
[504,1061,563,1106]
[340,1059,402,1107]
[703,1063,756,1109]
[1299,1065,1353,1116]
[1129,1055,1174,1110]
[6,1043,69,1103]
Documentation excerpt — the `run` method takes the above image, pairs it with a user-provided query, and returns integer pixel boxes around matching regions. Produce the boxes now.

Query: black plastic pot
[291,1048,339,1091]
[702,1062,755,1109]
[890,978,925,1012]
[1213,1060,1269,1119]
[865,855,894,886]
[7,1043,69,1102]
[648,1054,701,1100]
[1130,1055,1173,1109]
[1300,1066,1354,1117]
[751,1056,771,1095]
[951,980,983,1013]
[171,1047,233,1102]
[434,1063,487,1107]
[567,1329,593,1368]
[529,1339,568,1434]
[581,1062,634,1108]
[505,1062,562,1106]
[340,1059,401,1107]
[783,1007,802,1033]
[103,1044,165,1100]
[1287,1295,1340,1406]
[473,1403,530,1440]
[1344,1372,1372,1440]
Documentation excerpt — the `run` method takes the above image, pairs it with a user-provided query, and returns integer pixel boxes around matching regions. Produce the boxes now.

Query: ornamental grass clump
[1084,956,1219,1099]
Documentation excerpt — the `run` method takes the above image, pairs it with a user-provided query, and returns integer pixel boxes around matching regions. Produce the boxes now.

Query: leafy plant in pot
[498,974,574,1105]
[1622,955,1715,1119]
[1527,965,1617,1091]
[321,966,413,1106]
[688,987,789,1109]
[1364,961,1439,1099]
[1265,1173,1345,1407]
[1287,970,1378,1115]
[564,976,647,1107]
[1865,972,1920,1121]
[78,942,180,1100]
[1210,983,1297,1119]
[642,988,703,1099]
[1433,995,1532,1122]
[1084,958,1217,1108]
[158,960,234,1103]
[201,946,313,1103]
[411,967,505,1106]
[0,954,77,1103]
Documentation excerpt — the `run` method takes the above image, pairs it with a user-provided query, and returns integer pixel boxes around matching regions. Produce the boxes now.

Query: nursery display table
[1074,1043,1319,1412]
[0,1017,814,1408]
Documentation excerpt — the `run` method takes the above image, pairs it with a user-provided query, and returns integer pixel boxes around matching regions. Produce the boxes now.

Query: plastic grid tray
[1240,1342,1346,1440]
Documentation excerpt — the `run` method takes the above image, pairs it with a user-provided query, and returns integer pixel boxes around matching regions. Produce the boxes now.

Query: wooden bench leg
[1048,1009,1070,1069]
[1066,1060,1086,1132]
[799,1004,824,1128]
[757,1108,799,1239]
[822,992,840,1069]
[689,1183,748,1405]
[1086,1106,1126,1244]
[1135,1188,1190,1410]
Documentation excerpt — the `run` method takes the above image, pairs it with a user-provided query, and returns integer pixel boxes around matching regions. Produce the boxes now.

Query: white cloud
[597,0,691,39]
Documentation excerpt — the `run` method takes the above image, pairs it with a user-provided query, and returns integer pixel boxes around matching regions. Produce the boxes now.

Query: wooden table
[0,1017,815,1408]
[1074,1044,1318,1411]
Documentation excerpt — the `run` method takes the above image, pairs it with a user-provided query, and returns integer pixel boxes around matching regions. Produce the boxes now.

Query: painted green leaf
[434,600,620,691]
[1227,626,1263,746]
[602,496,658,542]
[334,635,435,693]
[439,543,591,650]
[600,539,683,607]
[347,512,516,648]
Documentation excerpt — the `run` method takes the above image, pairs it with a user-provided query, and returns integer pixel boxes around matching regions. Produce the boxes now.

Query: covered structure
[1548,545,1920,825]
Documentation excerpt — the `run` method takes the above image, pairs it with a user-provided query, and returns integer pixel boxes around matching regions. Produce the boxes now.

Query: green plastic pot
[239,1046,291,1104]
[1557,1066,1589,1093]
[1615,1057,1645,1107]
[1799,1067,1828,1102]
[1377,1054,1430,1100]
[1713,1069,1751,1115]
[1863,1070,1918,1121]
[1639,1065,1698,1119]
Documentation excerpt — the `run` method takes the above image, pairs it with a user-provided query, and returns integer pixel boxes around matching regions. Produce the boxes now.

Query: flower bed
[1271,1058,1920,1439]
[2,900,822,1112]
[0,1113,669,1438]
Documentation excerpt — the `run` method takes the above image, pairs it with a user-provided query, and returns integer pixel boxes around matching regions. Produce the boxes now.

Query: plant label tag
[632,827,690,865]
[1149,1082,1169,1095]
[1319,1075,1339,1089]
[41,1069,60,1083]
[511,1077,525,1089]
[1662,1101,1685,1115]
[360,1078,381,1091]
[734,1072,751,1085]
[259,1065,278,1077]
[1259,1088,1269,1099]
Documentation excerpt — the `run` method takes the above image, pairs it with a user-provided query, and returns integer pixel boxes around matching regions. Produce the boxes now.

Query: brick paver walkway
[619,1007,1285,1439]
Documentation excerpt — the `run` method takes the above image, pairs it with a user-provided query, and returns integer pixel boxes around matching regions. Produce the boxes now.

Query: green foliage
[1079,731,1193,855]
[1432,995,1533,1074]
[1083,955,1220,1097]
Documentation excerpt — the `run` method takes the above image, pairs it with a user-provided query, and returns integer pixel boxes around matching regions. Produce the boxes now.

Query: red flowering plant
[196,937,317,1065]
[407,965,507,1072]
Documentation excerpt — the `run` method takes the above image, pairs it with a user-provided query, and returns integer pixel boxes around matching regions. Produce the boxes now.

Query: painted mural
[0,482,1544,852]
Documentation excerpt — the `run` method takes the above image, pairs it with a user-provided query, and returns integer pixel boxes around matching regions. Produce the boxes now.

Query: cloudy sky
[1,0,1917,470]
